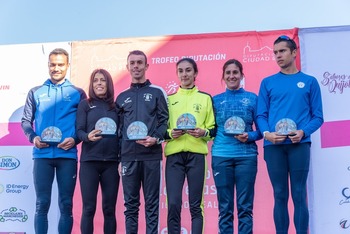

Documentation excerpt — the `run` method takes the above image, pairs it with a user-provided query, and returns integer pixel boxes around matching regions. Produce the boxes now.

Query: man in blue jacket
[21,48,86,234]
[257,36,323,234]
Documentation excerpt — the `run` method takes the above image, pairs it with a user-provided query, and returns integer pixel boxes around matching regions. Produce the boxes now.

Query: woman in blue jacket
[211,59,262,234]
[76,69,120,234]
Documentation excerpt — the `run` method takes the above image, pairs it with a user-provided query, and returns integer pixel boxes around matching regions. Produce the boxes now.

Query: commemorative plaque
[224,116,245,135]
[126,121,148,140]
[95,117,117,138]
[40,126,62,144]
[174,113,197,130]
[275,118,297,136]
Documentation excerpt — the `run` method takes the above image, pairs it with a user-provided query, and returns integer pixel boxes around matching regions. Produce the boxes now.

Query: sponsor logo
[242,43,275,63]
[321,71,350,94]
[0,232,26,234]
[0,207,28,223]
[123,97,132,105]
[0,85,11,91]
[165,81,179,95]
[339,187,350,205]
[0,156,20,170]
[0,184,4,194]
[4,184,29,194]
[91,55,125,73]
[38,93,50,102]
[340,218,350,229]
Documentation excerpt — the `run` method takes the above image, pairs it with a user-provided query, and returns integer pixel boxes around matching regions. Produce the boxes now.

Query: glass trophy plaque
[40,126,62,144]
[95,117,117,138]
[224,116,245,135]
[174,113,197,130]
[126,121,148,140]
[275,118,297,136]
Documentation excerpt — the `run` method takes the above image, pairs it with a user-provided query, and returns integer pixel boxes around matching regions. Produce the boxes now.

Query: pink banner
[70,28,299,233]
[320,120,350,148]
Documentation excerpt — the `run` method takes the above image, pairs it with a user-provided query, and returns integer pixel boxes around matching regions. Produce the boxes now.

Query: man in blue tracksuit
[21,48,86,234]
[256,36,323,234]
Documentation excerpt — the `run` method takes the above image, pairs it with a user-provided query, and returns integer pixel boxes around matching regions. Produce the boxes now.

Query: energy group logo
[4,184,29,194]
[0,207,28,223]
[0,184,4,194]
[0,156,20,170]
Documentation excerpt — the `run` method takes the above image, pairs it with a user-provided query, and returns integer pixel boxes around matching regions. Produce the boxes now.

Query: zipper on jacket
[53,85,58,158]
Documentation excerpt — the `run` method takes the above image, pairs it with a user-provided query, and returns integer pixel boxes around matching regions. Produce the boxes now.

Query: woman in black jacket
[76,68,119,234]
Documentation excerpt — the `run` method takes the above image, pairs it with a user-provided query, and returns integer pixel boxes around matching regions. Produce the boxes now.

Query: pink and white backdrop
[0,25,349,233]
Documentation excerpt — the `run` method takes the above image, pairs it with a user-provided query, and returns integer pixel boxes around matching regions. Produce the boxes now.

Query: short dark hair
[127,50,148,64]
[222,59,244,80]
[88,69,115,109]
[274,35,297,51]
[176,57,198,74]
[49,48,69,63]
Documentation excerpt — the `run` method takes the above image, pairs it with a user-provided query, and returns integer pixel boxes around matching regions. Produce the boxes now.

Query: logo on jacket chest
[143,93,153,102]
[63,93,72,102]
[193,103,202,113]
[240,98,250,106]
[122,97,132,106]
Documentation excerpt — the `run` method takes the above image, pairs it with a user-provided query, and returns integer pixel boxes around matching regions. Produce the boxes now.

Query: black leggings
[79,161,120,234]
[166,152,206,234]
[264,143,310,234]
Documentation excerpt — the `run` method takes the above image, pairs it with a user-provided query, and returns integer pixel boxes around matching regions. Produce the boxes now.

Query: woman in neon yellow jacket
[164,57,216,234]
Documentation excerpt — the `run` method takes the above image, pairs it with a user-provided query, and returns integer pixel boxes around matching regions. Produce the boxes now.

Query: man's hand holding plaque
[275,118,297,136]
[40,126,62,145]
[126,121,148,140]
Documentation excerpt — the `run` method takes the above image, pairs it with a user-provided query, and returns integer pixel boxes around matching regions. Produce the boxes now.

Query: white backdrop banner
[300,25,350,234]
[1,26,350,233]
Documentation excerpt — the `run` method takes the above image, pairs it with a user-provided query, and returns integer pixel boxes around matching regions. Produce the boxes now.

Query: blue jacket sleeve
[21,88,37,143]
[302,78,324,137]
[256,79,270,133]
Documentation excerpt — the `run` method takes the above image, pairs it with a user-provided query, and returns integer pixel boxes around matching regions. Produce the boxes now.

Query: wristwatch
[156,138,164,145]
